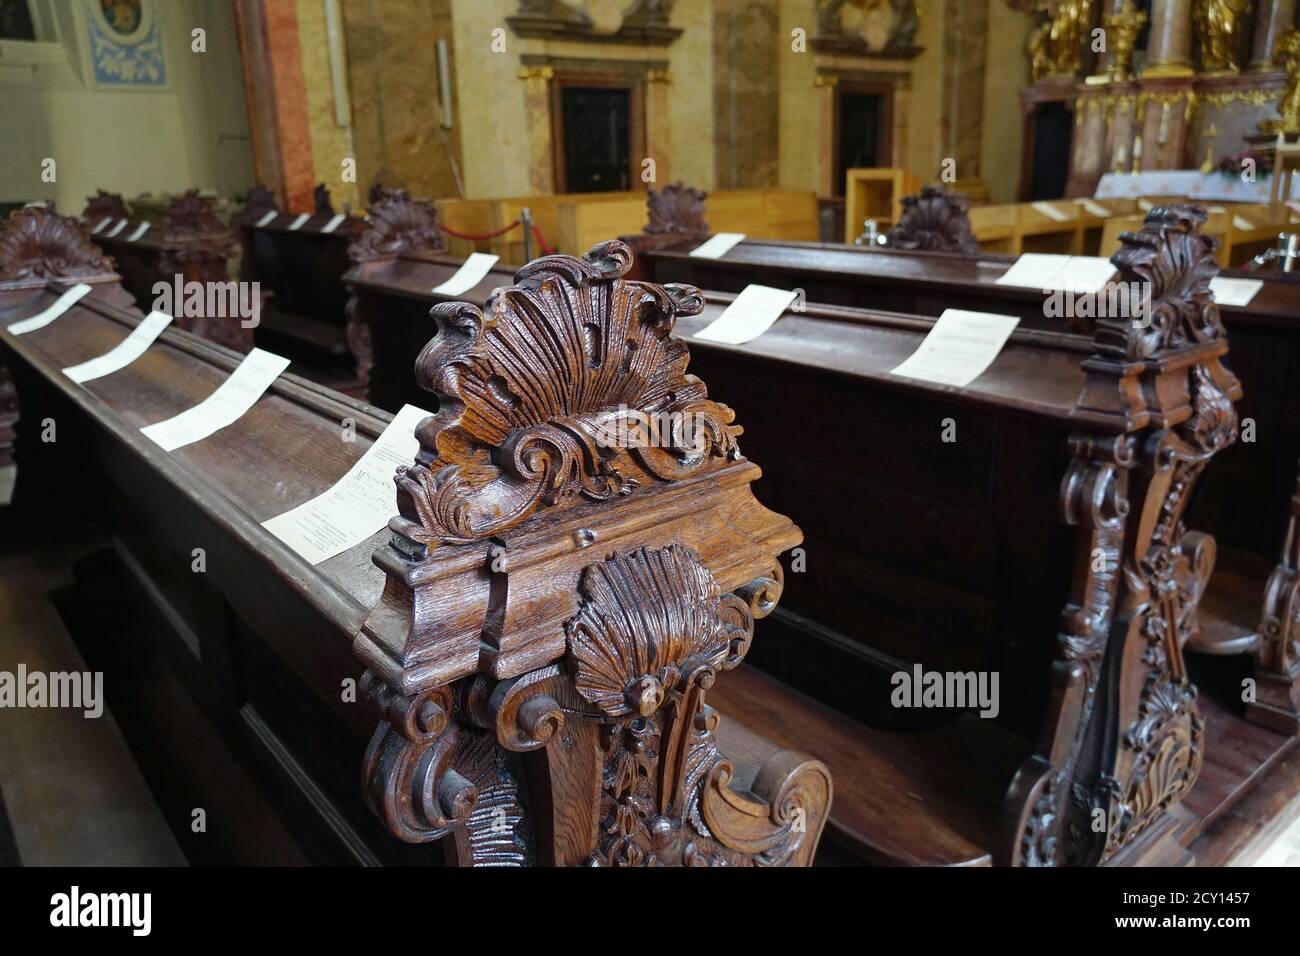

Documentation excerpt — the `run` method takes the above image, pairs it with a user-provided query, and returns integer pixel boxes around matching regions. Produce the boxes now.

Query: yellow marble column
[645,69,672,187]
[814,73,838,198]
[1142,0,1195,77]
[518,65,556,195]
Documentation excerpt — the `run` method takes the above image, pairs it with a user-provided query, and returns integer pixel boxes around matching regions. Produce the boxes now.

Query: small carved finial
[389,240,741,549]
[884,185,978,254]
[314,183,335,217]
[0,205,113,281]
[83,190,129,222]
[349,188,445,262]
[645,182,708,237]
[1098,205,1224,361]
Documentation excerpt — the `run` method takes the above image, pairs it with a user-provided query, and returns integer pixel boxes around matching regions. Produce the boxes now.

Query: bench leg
[1007,362,1237,865]
[1249,463,1300,734]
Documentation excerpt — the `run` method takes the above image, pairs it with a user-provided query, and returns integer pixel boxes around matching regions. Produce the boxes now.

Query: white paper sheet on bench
[256,210,278,227]
[890,309,1021,388]
[995,253,1115,293]
[688,233,745,259]
[126,222,150,242]
[92,217,112,234]
[1208,276,1264,307]
[141,347,290,451]
[321,213,347,233]
[104,219,129,238]
[1233,215,1256,231]
[432,253,500,296]
[62,310,172,383]
[262,403,433,565]
[693,284,796,345]
[1076,199,1110,217]
[1031,201,1070,222]
[8,283,93,335]
[287,213,310,231]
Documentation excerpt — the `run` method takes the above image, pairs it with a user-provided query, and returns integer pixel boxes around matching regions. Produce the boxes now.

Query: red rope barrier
[439,216,555,258]
[439,220,523,241]
[532,225,554,256]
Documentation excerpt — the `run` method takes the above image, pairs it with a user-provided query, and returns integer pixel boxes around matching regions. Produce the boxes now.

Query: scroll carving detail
[0,206,113,281]
[884,185,979,254]
[391,240,740,549]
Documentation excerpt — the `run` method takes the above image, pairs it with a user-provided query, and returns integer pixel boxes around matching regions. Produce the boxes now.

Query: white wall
[0,0,255,211]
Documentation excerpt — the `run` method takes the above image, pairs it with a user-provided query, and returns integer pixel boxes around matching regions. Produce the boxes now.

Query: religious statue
[1103,0,1147,81]
[1269,29,1300,135]
[1193,0,1251,73]
[1015,0,1092,82]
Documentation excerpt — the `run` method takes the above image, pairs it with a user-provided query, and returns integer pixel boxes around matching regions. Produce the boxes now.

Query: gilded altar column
[1250,0,1298,71]
[518,65,555,194]
[1142,0,1195,77]
[645,68,673,188]
[1092,0,1130,79]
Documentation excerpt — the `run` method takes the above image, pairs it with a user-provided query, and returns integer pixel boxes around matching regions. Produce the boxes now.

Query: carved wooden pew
[84,189,247,352]
[0,209,830,866]
[0,205,140,469]
[335,205,1298,864]
[235,184,366,369]
[343,189,515,410]
[636,198,1300,737]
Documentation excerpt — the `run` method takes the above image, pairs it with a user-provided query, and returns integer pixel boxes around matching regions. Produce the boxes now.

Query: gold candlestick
[1200,123,1220,173]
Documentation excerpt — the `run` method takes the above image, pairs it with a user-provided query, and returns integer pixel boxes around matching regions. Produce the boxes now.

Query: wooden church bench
[337,202,1300,863]
[0,207,830,867]
[82,190,248,352]
[634,195,1300,737]
[0,205,141,469]
[234,185,365,369]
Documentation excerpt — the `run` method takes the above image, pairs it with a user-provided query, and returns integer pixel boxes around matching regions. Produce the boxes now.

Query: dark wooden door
[837,92,886,195]
[560,86,631,193]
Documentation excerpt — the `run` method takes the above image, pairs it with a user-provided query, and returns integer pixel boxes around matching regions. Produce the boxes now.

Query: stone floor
[0,541,185,866]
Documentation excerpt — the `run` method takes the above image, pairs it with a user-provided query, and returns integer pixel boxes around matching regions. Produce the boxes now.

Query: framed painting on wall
[84,0,166,88]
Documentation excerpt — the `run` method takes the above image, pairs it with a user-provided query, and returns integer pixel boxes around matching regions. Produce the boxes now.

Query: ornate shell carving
[392,240,741,548]
[83,190,129,222]
[1099,205,1225,361]
[645,182,709,237]
[566,545,750,718]
[0,205,113,281]
[884,185,978,254]
[164,190,232,240]
[349,188,446,261]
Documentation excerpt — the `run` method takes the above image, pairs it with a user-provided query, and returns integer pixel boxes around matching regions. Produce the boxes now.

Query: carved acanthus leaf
[391,240,741,549]
[0,205,113,281]
[349,188,446,261]
[884,185,979,254]
[1099,205,1225,361]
